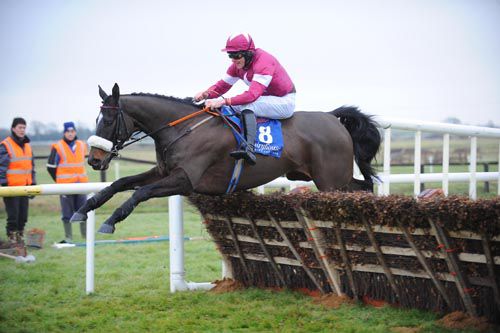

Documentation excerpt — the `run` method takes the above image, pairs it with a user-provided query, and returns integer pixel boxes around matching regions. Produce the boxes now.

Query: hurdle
[0,183,214,294]
[190,191,500,322]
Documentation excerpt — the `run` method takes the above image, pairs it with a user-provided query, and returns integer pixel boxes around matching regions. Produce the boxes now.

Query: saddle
[221,107,284,158]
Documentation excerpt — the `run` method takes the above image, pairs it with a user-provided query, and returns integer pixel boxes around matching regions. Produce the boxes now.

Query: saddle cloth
[221,106,284,158]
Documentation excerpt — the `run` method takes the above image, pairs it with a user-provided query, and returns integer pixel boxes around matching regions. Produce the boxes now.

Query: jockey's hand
[194,91,209,102]
[205,98,226,110]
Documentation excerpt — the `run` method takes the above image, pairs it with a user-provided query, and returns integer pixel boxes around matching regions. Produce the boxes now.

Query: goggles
[228,52,244,60]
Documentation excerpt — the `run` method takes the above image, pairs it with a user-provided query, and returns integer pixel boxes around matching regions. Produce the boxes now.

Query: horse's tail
[330,106,381,186]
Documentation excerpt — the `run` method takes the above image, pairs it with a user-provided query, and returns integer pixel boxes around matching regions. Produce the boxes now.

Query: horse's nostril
[88,156,100,167]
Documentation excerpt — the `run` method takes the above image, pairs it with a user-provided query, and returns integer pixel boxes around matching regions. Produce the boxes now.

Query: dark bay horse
[70,83,380,233]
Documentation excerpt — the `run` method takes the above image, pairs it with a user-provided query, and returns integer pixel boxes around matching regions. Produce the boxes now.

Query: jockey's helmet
[221,33,256,52]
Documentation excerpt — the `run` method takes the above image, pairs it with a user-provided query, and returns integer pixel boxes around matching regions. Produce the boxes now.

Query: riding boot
[230,109,257,165]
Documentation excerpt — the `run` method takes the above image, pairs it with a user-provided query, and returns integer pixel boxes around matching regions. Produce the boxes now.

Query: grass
[1,141,497,332]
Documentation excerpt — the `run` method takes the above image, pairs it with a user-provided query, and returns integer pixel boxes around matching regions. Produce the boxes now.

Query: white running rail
[375,117,500,199]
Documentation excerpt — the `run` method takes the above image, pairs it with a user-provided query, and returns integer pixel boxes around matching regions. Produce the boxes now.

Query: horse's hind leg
[70,167,163,223]
[98,168,192,234]
[311,156,353,192]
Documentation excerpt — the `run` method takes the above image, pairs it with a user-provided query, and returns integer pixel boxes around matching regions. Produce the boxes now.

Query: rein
[121,106,219,149]
[100,105,220,156]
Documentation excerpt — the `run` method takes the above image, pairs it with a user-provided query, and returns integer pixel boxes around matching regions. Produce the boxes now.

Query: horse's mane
[129,92,200,108]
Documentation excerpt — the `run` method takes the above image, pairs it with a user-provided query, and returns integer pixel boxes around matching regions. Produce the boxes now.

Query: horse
[70,83,381,234]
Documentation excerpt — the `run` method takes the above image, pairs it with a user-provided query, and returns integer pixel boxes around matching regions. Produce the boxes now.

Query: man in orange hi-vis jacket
[0,117,36,248]
[47,122,88,243]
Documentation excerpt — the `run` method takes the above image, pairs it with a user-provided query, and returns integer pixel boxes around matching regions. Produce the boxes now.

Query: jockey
[194,33,296,165]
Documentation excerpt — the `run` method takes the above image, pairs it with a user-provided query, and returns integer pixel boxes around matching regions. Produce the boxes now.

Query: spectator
[0,118,36,249]
[47,122,88,243]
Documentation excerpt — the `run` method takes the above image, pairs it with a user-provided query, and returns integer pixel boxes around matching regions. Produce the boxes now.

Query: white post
[428,155,434,173]
[169,195,214,292]
[382,127,391,195]
[85,193,95,295]
[169,195,185,292]
[257,185,265,194]
[469,136,477,199]
[442,133,450,196]
[414,130,422,197]
[114,161,120,180]
[222,260,228,278]
[353,158,363,180]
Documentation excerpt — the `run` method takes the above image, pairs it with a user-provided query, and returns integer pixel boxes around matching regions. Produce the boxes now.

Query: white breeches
[213,93,296,119]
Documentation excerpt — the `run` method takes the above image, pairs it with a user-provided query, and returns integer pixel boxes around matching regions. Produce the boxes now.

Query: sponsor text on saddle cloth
[221,106,284,158]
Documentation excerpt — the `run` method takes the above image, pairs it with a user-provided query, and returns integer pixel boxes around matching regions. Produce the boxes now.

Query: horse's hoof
[98,223,115,234]
[70,212,87,223]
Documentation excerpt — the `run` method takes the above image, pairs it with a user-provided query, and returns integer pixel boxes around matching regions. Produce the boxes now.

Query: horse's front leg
[97,168,193,234]
[70,167,163,223]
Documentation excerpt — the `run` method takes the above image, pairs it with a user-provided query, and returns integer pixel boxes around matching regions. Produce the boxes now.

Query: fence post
[257,185,265,194]
[414,130,422,197]
[85,193,95,295]
[469,136,477,199]
[483,163,489,193]
[442,133,450,196]
[420,164,425,192]
[381,127,391,195]
[169,195,185,292]
[114,161,120,180]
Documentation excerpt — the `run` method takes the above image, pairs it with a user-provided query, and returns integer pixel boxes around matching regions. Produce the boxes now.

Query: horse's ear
[98,85,108,101]
[112,83,120,103]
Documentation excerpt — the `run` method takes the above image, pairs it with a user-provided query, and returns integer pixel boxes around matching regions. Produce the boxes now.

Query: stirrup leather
[230,109,257,165]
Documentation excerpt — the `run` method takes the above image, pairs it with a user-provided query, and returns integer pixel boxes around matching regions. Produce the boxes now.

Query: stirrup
[230,149,256,165]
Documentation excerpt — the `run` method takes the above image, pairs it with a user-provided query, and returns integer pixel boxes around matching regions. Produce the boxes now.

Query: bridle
[96,105,132,158]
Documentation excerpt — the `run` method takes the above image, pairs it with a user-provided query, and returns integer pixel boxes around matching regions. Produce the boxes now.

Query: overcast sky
[1,0,499,131]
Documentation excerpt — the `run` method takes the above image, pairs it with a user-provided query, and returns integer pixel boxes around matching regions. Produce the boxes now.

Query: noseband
[104,105,130,156]
[88,105,130,160]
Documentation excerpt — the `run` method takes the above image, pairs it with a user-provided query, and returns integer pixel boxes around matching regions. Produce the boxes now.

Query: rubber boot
[15,231,27,257]
[79,221,87,239]
[230,109,257,165]
[62,221,73,243]
[16,231,25,247]
[7,231,17,248]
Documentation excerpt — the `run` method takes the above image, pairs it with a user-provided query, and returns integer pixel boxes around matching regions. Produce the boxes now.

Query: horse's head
[87,83,133,170]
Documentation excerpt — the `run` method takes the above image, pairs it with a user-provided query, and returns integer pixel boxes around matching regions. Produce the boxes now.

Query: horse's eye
[103,119,114,126]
